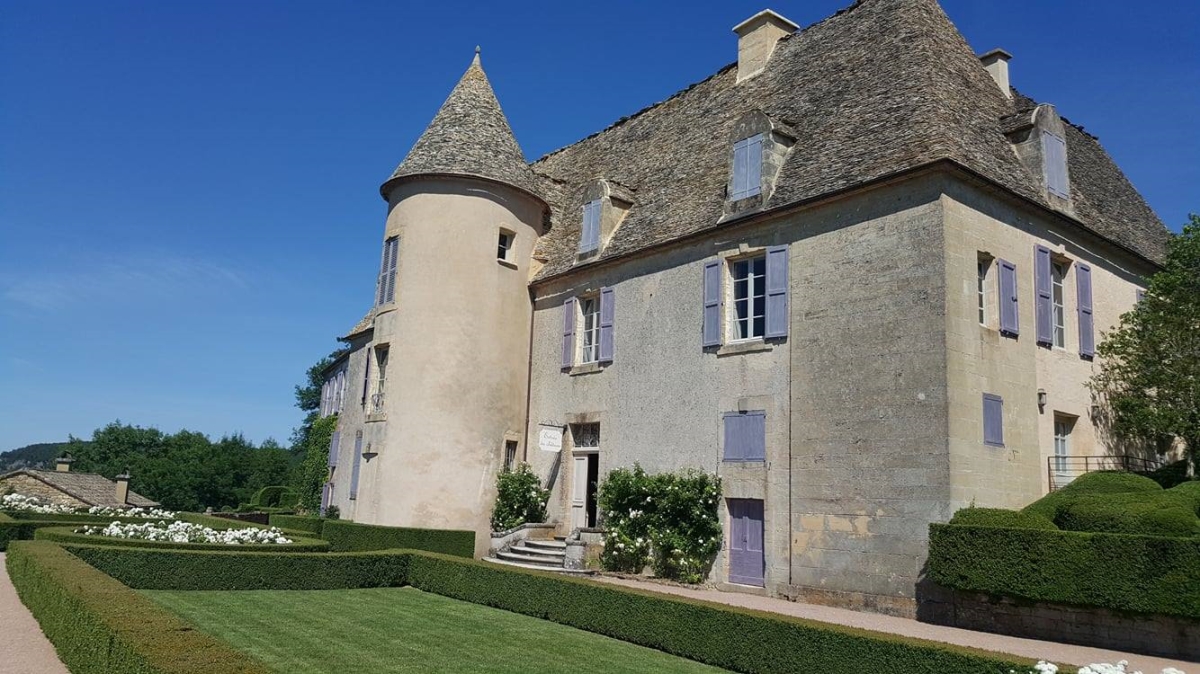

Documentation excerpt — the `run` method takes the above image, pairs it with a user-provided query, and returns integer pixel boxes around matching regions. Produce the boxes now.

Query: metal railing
[1047,455,1163,491]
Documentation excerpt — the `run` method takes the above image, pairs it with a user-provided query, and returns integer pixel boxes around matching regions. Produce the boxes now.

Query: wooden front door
[728,498,764,587]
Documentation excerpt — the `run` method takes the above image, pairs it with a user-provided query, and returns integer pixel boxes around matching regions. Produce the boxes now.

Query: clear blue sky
[1,1,1196,451]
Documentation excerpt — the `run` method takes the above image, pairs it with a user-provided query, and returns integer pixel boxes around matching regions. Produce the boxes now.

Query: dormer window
[731,134,764,200]
[579,199,601,254]
[1042,131,1068,199]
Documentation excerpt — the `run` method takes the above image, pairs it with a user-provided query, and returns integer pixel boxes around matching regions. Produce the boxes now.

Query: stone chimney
[733,9,799,83]
[115,471,131,506]
[55,454,74,472]
[979,48,1012,98]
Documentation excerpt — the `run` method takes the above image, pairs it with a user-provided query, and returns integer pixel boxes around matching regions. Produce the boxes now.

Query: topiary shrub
[597,465,722,583]
[250,485,300,509]
[1054,493,1200,538]
[490,463,549,532]
[1023,470,1163,522]
[949,507,1057,531]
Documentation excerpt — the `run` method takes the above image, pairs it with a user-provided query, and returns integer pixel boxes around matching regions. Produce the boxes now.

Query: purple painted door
[728,499,764,587]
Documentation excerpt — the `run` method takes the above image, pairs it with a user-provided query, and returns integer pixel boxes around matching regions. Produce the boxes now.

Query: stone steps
[481,556,595,575]
[496,548,563,567]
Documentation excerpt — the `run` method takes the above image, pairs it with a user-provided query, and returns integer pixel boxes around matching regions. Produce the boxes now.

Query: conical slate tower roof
[382,50,540,201]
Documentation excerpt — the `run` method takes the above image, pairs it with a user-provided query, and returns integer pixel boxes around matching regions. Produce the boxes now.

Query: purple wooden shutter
[998,259,1019,336]
[983,394,1004,447]
[384,238,398,303]
[1043,131,1069,198]
[732,138,748,198]
[1077,263,1094,358]
[349,434,363,500]
[598,287,615,363]
[723,411,766,461]
[1035,246,1053,345]
[327,431,340,468]
[765,245,788,338]
[747,135,763,197]
[703,259,722,348]
[561,298,576,369]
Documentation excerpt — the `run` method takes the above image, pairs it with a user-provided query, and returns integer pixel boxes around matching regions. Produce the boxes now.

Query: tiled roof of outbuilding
[526,0,1170,279]
[382,51,540,202]
[2,469,159,508]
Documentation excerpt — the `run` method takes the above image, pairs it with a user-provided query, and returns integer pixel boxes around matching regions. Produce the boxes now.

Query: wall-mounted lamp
[1037,389,1047,409]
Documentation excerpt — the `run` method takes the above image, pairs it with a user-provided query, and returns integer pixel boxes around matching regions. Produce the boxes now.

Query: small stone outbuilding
[0,457,158,508]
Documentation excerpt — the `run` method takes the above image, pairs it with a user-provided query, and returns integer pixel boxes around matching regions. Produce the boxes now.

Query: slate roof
[382,51,541,202]
[2,469,159,508]
[523,0,1169,279]
[341,308,375,341]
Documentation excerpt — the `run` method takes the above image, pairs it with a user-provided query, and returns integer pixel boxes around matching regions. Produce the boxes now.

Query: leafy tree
[63,422,291,511]
[1091,215,1200,469]
[289,348,347,453]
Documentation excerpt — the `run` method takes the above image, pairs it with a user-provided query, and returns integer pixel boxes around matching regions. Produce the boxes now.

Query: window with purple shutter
[731,135,763,200]
[327,431,340,468]
[723,411,766,462]
[1077,263,1094,358]
[764,245,789,339]
[598,287,615,363]
[349,432,363,500]
[579,200,601,253]
[983,394,1004,447]
[1043,131,1069,199]
[998,259,1019,337]
[376,237,398,306]
[1034,246,1053,346]
[702,259,722,347]
[561,298,576,370]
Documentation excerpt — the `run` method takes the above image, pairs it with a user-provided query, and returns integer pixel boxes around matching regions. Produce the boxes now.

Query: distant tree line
[0,442,73,472]
[61,423,291,512]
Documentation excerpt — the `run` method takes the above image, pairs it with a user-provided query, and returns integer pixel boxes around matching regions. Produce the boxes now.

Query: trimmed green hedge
[5,541,271,674]
[57,544,1039,673]
[1020,471,1200,537]
[404,552,1042,674]
[269,513,324,537]
[1140,460,1191,489]
[928,523,1200,620]
[64,544,410,591]
[948,507,1057,530]
[1022,471,1162,522]
[2,511,172,523]
[33,526,331,552]
[1,513,164,552]
[178,512,269,529]
[249,485,300,509]
[321,519,474,556]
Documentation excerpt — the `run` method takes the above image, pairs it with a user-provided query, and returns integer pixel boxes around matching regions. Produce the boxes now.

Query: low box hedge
[34,526,332,553]
[403,552,1042,674]
[2,511,172,524]
[1,514,157,551]
[928,523,1200,620]
[178,512,269,530]
[5,541,271,674]
[947,507,1057,530]
[268,513,325,537]
[51,543,1040,673]
[321,519,474,557]
[64,544,410,591]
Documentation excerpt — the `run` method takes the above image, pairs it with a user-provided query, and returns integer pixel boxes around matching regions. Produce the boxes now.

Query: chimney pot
[55,454,74,472]
[733,9,799,83]
[979,48,1012,98]
[115,470,131,506]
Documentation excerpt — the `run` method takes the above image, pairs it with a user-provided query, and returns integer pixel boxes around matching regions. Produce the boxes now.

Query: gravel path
[0,553,69,674]
[594,576,1192,673]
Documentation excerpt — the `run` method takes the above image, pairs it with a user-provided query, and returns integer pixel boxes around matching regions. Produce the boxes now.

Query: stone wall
[0,474,87,508]
[919,585,1200,661]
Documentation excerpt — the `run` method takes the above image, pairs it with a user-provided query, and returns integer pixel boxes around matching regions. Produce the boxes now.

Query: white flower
[74,520,292,545]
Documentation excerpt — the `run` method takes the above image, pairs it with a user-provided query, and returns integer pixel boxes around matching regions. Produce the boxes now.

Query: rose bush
[1020,661,1186,674]
[2,493,176,519]
[74,520,292,545]
[490,463,549,531]
[598,465,722,583]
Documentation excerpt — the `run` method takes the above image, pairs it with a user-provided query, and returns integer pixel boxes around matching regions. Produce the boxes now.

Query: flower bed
[74,520,293,545]
[2,493,176,519]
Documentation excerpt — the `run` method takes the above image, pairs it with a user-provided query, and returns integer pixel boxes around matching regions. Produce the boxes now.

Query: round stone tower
[356,50,546,555]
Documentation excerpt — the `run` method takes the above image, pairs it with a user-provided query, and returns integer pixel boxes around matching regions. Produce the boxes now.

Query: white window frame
[730,255,766,341]
[1052,262,1066,348]
[578,296,600,364]
[1053,416,1072,475]
[977,256,990,326]
[370,346,388,415]
[497,229,514,262]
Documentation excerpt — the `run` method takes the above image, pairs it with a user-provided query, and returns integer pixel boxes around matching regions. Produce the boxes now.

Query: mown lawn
[145,587,729,674]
